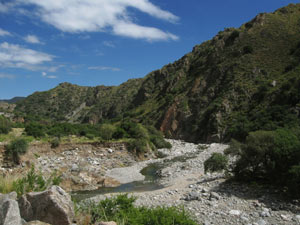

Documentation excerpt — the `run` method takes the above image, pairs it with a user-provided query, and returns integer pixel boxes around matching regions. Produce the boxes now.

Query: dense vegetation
[205,128,300,196]
[23,120,171,155]
[76,194,198,225]
[13,4,300,143]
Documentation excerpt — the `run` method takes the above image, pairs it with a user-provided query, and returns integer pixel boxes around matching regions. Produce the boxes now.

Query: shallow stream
[72,148,203,201]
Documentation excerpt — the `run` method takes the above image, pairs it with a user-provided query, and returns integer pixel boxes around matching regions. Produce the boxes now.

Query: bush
[99,124,116,140]
[50,137,60,148]
[25,122,46,138]
[128,138,149,154]
[227,128,300,196]
[204,153,228,173]
[76,194,198,225]
[5,138,28,164]
[0,116,12,134]
[12,165,62,197]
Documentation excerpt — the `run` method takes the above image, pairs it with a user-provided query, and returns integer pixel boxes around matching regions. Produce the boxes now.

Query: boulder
[0,192,22,225]
[18,186,74,225]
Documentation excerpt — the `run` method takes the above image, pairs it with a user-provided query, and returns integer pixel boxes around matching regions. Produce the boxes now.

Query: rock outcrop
[0,192,22,225]
[18,186,74,225]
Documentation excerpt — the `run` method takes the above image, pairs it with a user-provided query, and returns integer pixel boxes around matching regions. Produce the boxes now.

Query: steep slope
[15,4,300,143]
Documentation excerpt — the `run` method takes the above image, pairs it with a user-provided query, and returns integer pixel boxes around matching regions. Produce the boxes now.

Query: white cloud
[103,41,115,48]
[88,66,120,72]
[17,0,179,41]
[0,28,11,36]
[24,35,42,44]
[42,71,47,76]
[0,73,15,79]
[0,42,54,70]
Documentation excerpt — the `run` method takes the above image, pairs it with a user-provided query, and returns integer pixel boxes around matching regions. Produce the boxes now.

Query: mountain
[0,97,25,104]
[15,4,300,143]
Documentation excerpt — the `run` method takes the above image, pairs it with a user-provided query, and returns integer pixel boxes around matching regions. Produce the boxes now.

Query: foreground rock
[18,186,74,225]
[0,192,22,225]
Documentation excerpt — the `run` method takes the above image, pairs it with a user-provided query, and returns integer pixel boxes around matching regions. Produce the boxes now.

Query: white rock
[229,210,241,216]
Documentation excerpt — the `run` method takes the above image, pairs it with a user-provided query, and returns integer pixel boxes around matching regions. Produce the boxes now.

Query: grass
[75,194,199,225]
[0,174,20,194]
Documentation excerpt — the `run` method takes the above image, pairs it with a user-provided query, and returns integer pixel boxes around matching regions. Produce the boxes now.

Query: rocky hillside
[15,4,300,143]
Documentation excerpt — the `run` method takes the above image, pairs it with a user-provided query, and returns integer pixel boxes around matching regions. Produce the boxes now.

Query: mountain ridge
[15,3,300,143]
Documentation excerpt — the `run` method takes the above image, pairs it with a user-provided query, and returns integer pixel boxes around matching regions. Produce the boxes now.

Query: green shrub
[25,122,46,138]
[204,153,228,173]
[150,136,172,149]
[5,138,28,164]
[50,137,60,148]
[99,124,116,140]
[227,128,300,196]
[12,165,62,197]
[128,138,149,154]
[86,133,95,140]
[0,116,12,134]
[76,194,198,225]
[112,127,126,139]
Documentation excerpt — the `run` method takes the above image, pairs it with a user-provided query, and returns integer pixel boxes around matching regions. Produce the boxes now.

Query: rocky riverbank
[90,140,300,225]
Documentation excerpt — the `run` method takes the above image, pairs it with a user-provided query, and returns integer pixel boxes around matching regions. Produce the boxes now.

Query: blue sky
[0,0,299,99]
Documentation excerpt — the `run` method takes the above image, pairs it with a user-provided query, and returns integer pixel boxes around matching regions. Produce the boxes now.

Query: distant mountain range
[0,97,25,104]
[14,4,300,143]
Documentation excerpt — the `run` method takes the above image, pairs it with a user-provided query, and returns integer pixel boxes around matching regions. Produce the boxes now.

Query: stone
[70,164,79,173]
[295,215,300,222]
[229,210,241,216]
[18,186,74,225]
[0,192,22,225]
[96,222,117,225]
[256,219,267,225]
[209,192,220,200]
[260,207,271,217]
[184,191,200,201]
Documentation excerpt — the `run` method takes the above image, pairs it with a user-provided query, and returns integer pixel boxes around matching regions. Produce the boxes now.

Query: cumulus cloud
[24,35,42,44]
[0,73,15,79]
[42,71,47,76]
[88,66,121,72]
[0,28,11,36]
[17,0,179,41]
[0,42,53,70]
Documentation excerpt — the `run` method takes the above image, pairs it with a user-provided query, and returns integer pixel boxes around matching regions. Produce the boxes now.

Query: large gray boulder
[18,186,74,225]
[0,192,22,225]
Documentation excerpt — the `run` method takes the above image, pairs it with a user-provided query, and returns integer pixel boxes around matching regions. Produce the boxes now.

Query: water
[72,148,203,201]
[72,162,164,201]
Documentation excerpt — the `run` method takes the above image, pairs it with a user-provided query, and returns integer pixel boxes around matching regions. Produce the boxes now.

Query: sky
[0,0,299,99]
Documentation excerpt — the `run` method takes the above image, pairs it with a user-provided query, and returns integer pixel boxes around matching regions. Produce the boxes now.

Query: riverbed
[83,140,300,225]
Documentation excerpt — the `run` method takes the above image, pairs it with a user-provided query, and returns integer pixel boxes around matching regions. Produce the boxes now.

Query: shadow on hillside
[207,178,300,214]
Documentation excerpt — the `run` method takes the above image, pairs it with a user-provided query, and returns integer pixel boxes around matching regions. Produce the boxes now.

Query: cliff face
[15,4,300,142]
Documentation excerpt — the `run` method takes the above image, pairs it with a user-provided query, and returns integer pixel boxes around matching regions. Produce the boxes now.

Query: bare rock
[18,186,74,225]
[0,192,22,225]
